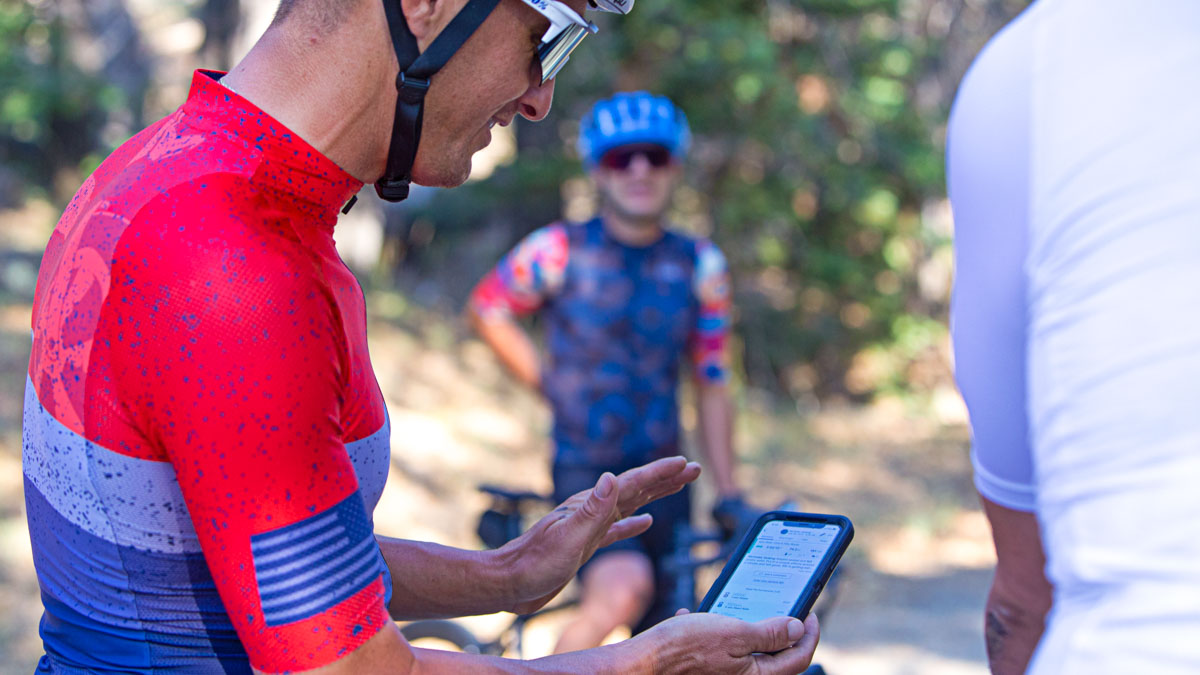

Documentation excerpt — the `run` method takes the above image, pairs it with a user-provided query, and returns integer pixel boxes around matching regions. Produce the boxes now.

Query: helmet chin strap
[376,0,502,202]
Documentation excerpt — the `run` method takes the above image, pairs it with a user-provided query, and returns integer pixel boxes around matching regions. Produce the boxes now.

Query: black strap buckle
[398,72,430,104]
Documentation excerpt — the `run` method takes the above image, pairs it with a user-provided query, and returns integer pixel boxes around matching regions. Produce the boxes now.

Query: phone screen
[707,519,843,621]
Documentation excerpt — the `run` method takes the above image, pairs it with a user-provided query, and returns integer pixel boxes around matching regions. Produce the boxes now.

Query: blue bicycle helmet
[578,92,691,166]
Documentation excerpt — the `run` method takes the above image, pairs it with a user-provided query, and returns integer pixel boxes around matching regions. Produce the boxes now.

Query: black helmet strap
[376,0,502,202]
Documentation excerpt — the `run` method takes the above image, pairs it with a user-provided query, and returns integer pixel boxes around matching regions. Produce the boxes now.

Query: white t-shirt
[948,1,1200,671]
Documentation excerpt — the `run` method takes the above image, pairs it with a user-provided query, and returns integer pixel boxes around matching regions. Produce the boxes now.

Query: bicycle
[399,484,842,673]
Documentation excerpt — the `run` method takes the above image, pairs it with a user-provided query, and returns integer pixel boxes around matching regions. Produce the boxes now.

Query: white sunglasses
[520,0,633,84]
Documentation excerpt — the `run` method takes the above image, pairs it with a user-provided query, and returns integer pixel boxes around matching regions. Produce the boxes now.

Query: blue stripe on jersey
[342,417,394,609]
[251,493,384,626]
[697,315,727,332]
[346,412,391,513]
[25,477,249,673]
[24,375,393,559]
[22,376,202,554]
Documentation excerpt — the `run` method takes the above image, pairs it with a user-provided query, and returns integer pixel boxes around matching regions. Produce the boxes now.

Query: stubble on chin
[410,145,473,188]
[414,167,470,189]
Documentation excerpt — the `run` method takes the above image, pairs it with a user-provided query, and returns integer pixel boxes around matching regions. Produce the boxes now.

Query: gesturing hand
[500,456,701,615]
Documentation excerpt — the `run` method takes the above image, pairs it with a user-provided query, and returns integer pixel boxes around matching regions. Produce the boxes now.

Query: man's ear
[400,0,464,49]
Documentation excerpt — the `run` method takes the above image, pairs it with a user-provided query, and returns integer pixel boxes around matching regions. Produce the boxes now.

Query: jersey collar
[183,70,364,220]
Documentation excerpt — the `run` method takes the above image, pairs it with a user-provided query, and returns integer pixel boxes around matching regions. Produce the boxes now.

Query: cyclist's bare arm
[694,381,739,497]
[257,611,820,675]
[380,457,702,620]
[467,306,541,390]
[274,624,650,675]
[376,537,517,620]
[980,497,1053,675]
[691,240,739,497]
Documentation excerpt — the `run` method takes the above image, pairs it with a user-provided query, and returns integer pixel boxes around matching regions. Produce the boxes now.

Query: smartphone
[697,511,853,622]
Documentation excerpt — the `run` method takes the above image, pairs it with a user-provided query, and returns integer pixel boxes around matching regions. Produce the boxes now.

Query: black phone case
[697,510,854,621]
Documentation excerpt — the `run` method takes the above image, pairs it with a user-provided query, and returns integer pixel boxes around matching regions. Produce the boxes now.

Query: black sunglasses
[599,145,673,170]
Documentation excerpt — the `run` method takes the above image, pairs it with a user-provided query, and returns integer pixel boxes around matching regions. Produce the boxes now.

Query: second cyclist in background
[468,92,756,652]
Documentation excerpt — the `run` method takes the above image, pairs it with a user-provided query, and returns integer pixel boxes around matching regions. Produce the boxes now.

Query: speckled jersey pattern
[470,217,730,468]
[23,70,393,674]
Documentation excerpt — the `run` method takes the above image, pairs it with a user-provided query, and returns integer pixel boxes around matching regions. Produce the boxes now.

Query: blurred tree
[0,0,1028,401]
[198,0,240,71]
[408,0,1028,401]
[0,0,149,206]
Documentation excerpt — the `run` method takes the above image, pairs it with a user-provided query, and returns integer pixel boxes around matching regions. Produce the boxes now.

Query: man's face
[592,144,680,223]
[410,0,588,187]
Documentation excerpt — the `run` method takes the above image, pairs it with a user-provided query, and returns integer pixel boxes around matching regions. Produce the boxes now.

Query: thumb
[574,472,618,525]
[742,617,805,655]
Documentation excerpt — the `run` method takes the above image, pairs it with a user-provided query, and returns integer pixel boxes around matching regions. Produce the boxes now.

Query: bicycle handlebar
[475,484,556,549]
[478,484,554,507]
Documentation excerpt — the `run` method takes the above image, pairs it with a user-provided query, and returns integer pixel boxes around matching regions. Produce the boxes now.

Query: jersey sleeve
[947,18,1037,513]
[105,181,390,672]
[468,223,569,319]
[691,239,731,384]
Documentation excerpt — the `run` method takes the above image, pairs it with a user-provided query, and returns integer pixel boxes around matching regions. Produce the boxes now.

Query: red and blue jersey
[470,218,731,468]
[24,70,392,673]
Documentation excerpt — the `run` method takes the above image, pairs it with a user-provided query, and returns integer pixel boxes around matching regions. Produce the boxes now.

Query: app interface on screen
[709,520,841,621]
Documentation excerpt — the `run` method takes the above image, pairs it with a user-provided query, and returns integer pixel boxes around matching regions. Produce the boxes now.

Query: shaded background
[0,0,1027,672]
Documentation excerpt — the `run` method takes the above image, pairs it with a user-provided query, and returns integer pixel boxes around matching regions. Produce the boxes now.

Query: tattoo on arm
[985,608,1011,669]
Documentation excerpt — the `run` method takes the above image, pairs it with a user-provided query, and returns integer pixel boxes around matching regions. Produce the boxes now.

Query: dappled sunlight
[807,395,965,447]
[820,564,992,671]
[367,314,556,551]
[818,645,987,675]
[0,304,32,335]
[452,407,531,448]
[868,510,994,576]
[722,383,990,672]
[0,381,43,669]
[388,407,475,471]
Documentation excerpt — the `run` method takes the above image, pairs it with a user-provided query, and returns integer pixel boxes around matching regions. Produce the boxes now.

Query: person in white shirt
[947,1,1200,672]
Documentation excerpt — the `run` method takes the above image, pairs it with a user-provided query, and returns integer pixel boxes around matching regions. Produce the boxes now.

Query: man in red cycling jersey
[23,0,819,673]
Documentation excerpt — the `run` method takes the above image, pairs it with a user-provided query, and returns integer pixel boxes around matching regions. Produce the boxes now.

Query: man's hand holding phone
[639,611,821,674]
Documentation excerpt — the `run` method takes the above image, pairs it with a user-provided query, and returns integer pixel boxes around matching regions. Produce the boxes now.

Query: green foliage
[0,1,126,204]
[414,1,1030,399]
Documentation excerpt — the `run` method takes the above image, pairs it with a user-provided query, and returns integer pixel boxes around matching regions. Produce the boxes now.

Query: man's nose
[626,152,654,177]
[517,75,555,122]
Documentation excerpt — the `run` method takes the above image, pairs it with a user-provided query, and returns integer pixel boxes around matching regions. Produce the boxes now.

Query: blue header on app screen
[709,520,841,622]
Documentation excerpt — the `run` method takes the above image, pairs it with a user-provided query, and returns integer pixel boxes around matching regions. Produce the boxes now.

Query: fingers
[742,616,807,655]
[674,608,690,617]
[597,513,653,548]
[560,469,620,509]
[560,471,622,548]
[550,459,699,561]
[575,472,618,522]
[614,457,702,517]
[802,613,819,646]
[617,456,688,493]
[753,614,821,675]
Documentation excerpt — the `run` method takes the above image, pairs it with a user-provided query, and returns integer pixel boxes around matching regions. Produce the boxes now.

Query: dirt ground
[0,266,995,674]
